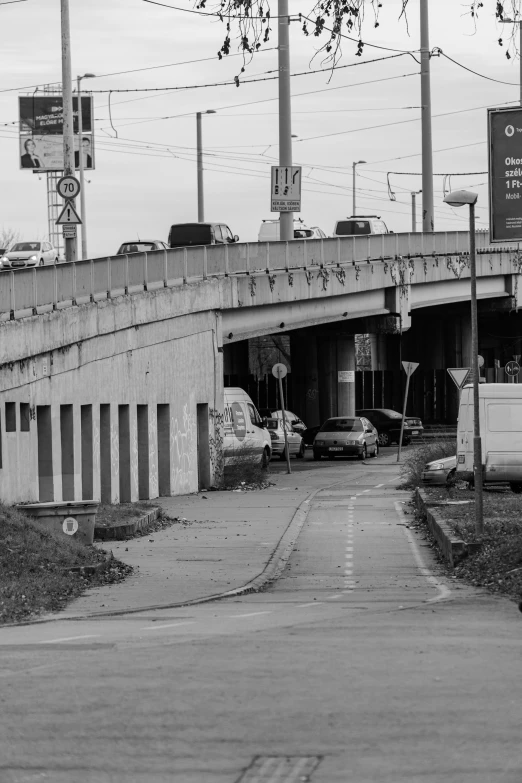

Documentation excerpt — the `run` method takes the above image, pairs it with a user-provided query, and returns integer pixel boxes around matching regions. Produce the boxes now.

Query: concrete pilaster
[337,336,356,417]
[318,336,337,421]
[290,331,320,427]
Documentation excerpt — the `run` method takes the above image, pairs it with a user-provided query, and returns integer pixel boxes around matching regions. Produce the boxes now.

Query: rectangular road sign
[447,368,471,389]
[271,166,301,212]
[488,107,522,242]
[62,224,77,239]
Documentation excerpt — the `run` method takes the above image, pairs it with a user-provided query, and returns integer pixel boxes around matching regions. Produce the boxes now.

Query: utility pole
[60,0,77,263]
[196,110,216,222]
[352,160,366,216]
[77,74,95,260]
[278,0,293,241]
[420,0,434,233]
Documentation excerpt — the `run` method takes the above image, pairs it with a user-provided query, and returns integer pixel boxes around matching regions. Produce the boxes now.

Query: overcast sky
[1,0,521,256]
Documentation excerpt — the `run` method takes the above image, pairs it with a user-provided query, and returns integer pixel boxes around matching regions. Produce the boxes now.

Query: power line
[438,49,520,86]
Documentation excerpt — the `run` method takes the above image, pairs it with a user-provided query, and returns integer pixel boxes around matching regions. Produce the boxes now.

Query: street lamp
[352,160,366,216]
[77,72,95,260]
[196,110,216,222]
[411,189,422,232]
[443,188,483,534]
[500,17,522,105]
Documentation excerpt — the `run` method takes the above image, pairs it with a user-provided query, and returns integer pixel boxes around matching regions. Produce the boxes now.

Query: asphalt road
[1,458,521,783]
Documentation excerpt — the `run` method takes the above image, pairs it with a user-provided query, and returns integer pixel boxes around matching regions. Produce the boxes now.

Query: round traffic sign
[477,355,485,368]
[57,175,80,199]
[272,363,287,379]
[62,516,78,536]
[505,360,520,377]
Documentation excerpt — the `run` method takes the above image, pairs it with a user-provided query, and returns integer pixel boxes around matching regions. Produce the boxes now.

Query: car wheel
[358,444,367,461]
[446,468,456,486]
[261,447,270,469]
[510,481,522,494]
[378,432,390,447]
[296,442,305,459]
[313,450,321,461]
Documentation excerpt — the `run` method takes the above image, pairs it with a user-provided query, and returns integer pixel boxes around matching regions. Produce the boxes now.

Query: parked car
[0,241,58,269]
[116,240,169,254]
[223,387,271,468]
[313,416,378,460]
[302,425,321,445]
[258,219,327,242]
[168,222,239,248]
[422,455,457,485]
[258,408,306,433]
[265,418,305,460]
[356,408,423,446]
[333,215,389,237]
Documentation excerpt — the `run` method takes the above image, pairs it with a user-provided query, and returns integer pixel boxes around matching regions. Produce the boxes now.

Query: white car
[265,418,305,460]
[332,216,389,237]
[259,408,306,433]
[258,219,327,242]
[1,241,58,269]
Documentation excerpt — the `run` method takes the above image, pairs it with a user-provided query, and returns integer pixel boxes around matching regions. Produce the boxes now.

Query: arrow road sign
[505,360,520,377]
[271,165,302,212]
[402,361,419,378]
[447,368,471,389]
[56,199,82,225]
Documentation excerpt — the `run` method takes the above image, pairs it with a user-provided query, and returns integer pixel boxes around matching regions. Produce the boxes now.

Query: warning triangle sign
[447,368,471,389]
[56,199,82,225]
[402,361,419,377]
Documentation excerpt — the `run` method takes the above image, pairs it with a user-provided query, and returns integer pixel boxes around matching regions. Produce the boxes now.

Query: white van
[258,219,327,242]
[223,387,272,468]
[456,383,522,491]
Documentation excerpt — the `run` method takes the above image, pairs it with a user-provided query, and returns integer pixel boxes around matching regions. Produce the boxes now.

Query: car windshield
[265,419,281,430]
[118,243,157,254]
[335,221,370,236]
[293,229,314,238]
[168,224,212,247]
[11,242,41,252]
[320,418,363,433]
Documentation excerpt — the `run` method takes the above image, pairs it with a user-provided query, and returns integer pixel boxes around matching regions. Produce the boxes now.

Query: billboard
[19,134,94,171]
[19,95,92,134]
[19,95,95,171]
[488,106,522,242]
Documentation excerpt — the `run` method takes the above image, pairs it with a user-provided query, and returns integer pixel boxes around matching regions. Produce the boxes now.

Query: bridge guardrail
[0,230,513,321]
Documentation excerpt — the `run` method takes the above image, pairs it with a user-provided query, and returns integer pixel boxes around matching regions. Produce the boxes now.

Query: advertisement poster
[19,95,93,134]
[19,134,95,171]
[488,107,522,242]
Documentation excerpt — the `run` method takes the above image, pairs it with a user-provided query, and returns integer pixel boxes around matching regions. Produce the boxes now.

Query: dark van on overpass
[168,223,239,248]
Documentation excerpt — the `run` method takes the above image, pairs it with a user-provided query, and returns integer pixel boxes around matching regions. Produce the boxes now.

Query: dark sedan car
[356,408,423,447]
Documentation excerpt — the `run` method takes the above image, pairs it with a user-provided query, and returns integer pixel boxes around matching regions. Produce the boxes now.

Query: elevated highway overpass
[0,230,519,505]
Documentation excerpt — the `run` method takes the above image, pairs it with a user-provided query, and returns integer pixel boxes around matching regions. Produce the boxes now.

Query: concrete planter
[17,501,99,546]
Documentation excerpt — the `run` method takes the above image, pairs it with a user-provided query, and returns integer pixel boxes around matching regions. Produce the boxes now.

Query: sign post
[272,363,291,474]
[397,361,419,463]
[488,107,522,242]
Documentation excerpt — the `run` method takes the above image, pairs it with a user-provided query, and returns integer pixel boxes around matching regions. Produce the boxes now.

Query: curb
[63,554,113,577]
[94,507,160,541]
[414,488,480,567]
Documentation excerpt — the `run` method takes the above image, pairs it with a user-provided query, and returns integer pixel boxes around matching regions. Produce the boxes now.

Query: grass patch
[1,504,131,625]
[399,438,456,489]
[419,484,522,601]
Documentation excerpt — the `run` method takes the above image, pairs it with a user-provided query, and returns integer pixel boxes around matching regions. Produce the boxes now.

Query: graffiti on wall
[171,404,197,494]
[209,407,224,487]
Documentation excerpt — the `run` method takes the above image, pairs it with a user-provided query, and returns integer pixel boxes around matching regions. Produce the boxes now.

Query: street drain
[235,756,322,782]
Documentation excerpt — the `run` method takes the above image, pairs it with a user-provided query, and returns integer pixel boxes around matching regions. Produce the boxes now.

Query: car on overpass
[333,216,389,237]
[168,223,239,248]
[313,416,378,460]
[356,408,423,446]
[1,241,58,269]
[116,240,169,254]
[258,220,327,242]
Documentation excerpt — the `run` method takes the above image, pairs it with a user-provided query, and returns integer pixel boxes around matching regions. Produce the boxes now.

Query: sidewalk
[51,458,399,620]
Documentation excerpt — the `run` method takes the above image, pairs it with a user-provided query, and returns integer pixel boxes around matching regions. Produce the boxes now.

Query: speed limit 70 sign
[57,175,80,199]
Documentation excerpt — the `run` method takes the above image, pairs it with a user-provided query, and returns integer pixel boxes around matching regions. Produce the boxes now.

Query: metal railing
[0,230,508,320]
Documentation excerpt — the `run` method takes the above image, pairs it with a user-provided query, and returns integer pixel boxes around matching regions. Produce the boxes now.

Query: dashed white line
[297,602,323,608]
[375,483,384,488]
[232,611,272,618]
[141,621,196,631]
[39,635,100,644]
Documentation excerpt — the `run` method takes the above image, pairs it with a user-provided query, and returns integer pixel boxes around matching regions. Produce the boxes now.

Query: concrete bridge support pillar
[223,340,249,388]
[290,331,320,427]
[369,334,387,370]
[337,336,356,417]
